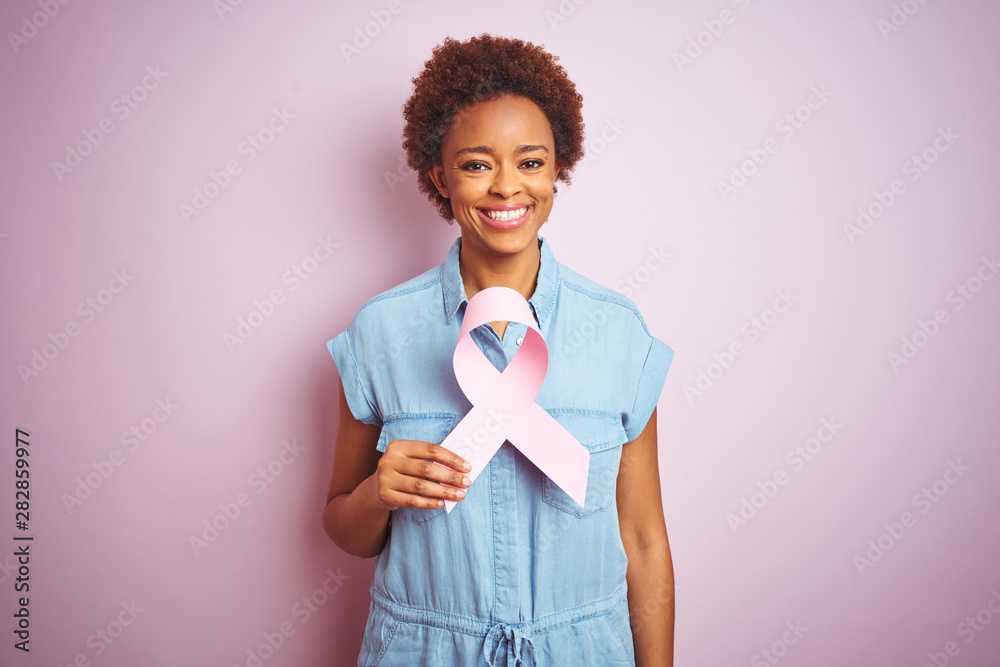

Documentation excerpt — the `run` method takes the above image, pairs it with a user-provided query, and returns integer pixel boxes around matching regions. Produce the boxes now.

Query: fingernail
[462,476,471,487]
[455,489,466,499]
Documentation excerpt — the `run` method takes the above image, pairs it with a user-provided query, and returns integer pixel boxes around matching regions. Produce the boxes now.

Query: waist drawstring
[483,622,536,667]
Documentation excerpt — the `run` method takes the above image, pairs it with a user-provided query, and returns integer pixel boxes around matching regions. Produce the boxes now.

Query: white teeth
[484,207,528,221]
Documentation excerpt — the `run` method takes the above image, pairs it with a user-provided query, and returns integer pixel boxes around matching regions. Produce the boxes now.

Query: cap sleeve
[623,335,674,442]
[327,327,382,427]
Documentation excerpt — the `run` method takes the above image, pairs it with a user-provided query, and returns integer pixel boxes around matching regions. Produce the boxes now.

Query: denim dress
[328,236,673,666]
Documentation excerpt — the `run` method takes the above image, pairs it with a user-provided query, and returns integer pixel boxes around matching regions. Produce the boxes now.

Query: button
[516,337,524,346]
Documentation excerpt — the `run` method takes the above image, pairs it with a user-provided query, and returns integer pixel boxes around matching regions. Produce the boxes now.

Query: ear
[428,165,449,198]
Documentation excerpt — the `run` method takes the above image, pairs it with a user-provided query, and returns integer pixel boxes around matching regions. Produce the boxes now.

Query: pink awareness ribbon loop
[441,286,590,514]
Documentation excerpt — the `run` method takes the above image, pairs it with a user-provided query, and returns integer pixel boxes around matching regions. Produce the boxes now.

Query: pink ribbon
[442,286,590,513]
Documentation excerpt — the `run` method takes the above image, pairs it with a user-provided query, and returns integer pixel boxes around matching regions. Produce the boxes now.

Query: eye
[520,159,545,169]
[460,161,489,172]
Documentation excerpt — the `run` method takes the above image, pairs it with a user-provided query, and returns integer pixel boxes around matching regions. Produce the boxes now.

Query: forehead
[443,95,554,150]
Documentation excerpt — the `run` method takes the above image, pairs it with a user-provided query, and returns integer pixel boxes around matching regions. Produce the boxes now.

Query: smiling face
[429,94,560,261]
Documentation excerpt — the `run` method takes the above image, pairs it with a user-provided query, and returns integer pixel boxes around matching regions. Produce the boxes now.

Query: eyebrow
[454,144,550,158]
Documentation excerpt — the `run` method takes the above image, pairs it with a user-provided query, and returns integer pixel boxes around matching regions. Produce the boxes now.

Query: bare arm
[322,380,472,558]
[617,408,675,666]
[322,381,389,557]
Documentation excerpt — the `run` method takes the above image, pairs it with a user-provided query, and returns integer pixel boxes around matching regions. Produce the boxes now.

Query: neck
[458,236,541,302]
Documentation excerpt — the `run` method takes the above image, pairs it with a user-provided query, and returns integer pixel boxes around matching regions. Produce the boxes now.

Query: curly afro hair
[402,34,585,221]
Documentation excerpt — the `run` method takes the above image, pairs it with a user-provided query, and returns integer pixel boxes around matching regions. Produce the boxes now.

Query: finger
[403,458,471,490]
[408,474,467,501]
[381,478,465,510]
[381,488,446,511]
[404,440,472,473]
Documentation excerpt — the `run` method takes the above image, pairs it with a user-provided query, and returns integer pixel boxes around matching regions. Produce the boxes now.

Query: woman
[323,34,675,666]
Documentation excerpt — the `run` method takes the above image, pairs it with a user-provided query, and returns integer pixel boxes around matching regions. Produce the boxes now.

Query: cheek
[453,176,488,198]
[532,178,557,199]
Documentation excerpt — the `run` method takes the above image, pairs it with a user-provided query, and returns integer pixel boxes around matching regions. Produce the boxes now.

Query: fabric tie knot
[484,622,536,667]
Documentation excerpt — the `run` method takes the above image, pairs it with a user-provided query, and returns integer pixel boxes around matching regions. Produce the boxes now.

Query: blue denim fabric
[328,236,673,666]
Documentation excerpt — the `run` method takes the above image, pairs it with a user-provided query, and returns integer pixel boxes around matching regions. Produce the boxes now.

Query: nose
[488,162,522,199]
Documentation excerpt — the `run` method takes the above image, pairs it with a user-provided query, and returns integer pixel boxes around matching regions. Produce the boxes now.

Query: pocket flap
[376,413,457,452]
[549,409,627,453]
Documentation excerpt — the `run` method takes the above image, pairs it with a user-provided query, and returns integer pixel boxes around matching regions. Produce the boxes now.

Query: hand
[372,440,472,511]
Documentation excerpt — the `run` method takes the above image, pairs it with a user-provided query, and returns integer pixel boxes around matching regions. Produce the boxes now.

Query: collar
[441,235,560,328]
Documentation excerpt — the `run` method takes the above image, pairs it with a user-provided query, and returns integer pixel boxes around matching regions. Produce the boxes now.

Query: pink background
[3,1,999,665]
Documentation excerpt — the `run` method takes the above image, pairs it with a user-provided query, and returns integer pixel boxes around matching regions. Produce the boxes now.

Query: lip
[477,204,532,230]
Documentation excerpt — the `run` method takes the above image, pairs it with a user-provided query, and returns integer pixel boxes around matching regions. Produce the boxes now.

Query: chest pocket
[541,410,628,518]
[377,413,457,526]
